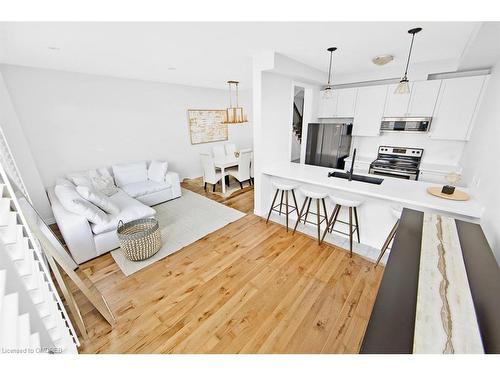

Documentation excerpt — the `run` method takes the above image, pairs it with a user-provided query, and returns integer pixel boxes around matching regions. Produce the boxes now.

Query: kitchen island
[259,162,483,257]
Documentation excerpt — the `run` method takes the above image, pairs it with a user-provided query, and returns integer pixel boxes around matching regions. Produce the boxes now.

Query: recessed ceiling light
[47,46,60,51]
[168,67,176,71]
[372,55,394,66]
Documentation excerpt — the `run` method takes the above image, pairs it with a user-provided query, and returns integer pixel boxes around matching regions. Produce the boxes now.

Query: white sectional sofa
[47,160,181,264]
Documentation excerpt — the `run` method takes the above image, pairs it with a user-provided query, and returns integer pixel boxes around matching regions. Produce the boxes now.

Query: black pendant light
[395,27,422,94]
[322,47,337,98]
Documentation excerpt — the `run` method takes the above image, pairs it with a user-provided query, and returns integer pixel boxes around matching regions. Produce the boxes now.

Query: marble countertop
[262,162,483,219]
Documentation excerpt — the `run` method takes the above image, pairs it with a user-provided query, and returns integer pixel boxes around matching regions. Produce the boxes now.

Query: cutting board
[427,187,470,201]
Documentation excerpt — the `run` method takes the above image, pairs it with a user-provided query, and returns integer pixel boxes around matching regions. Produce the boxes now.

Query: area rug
[110,188,245,276]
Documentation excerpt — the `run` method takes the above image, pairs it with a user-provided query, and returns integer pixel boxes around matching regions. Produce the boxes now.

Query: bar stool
[292,187,329,244]
[375,206,403,267]
[321,194,364,257]
[266,181,299,232]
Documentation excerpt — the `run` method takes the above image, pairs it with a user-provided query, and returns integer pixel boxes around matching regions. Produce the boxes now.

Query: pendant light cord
[327,50,333,86]
[403,33,416,78]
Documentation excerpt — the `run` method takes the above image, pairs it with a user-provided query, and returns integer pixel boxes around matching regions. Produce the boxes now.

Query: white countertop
[262,162,483,219]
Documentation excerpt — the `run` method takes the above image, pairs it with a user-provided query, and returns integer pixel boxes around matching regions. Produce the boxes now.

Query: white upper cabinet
[384,84,412,117]
[407,80,442,116]
[318,90,338,118]
[384,80,441,117]
[336,88,358,117]
[318,88,357,118]
[430,75,487,141]
[353,85,387,136]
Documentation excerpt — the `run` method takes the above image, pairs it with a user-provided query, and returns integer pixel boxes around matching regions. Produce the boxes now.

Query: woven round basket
[117,218,162,261]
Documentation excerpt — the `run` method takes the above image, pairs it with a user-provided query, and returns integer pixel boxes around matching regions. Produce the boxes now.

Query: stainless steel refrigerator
[305,122,352,169]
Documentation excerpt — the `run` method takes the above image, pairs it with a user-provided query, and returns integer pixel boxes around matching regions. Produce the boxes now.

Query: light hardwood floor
[62,179,383,353]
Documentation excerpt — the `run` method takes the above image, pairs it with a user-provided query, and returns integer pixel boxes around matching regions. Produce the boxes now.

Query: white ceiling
[0,22,492,89]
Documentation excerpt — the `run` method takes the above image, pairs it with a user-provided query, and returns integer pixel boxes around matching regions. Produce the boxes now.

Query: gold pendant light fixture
[224,80,247,124]
[395,27,422,95]
[321,47,337,99]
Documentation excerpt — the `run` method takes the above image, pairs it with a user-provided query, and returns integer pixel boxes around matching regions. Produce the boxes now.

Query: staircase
[293,103,303,143]
[0,163,78,353]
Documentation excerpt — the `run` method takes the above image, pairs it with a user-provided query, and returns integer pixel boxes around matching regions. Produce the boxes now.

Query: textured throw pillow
[76,185,120,215]
[66,172,93,188]
[54,185,108,224]
[90,174,118,196]
[112,161,148,187]
[148,160,168,183]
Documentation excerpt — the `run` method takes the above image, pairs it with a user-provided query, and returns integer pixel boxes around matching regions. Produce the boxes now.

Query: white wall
[0,70,53,220]
[352,133,466,166]
[460,60,500,263]
[0,64,253,188]
[252,52,321,216]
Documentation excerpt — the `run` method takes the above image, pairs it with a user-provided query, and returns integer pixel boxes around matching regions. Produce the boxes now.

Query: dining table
[213,148,252,194]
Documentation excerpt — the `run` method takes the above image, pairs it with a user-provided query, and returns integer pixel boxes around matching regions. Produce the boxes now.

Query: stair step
[14,251,36,277]
[0,197,12,225]
[0,212,18,243]
[28,287,45,306]
[48,325,62,342]
[4,237,29,261]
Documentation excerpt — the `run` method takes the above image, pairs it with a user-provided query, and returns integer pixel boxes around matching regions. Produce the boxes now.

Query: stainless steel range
[369,146,423,180]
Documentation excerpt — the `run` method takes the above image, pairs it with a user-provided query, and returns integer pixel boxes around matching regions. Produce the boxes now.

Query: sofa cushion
[55,177,74,187]
[76,186,120,215]
[148,160,168,183]
[54,185,109,225]
[91,190,155,235]
[112,161,148,187]
[120,180,171,198]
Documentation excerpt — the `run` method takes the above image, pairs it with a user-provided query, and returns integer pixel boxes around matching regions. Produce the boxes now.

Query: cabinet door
[336,88,357,117]
[318,91,338,118]
[430,76,487,141]
[408,80,441,116]
[353,85,387,136]
[384,84,412,117]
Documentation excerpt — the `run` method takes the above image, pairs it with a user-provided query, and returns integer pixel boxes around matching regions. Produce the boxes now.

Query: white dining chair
[200,153,225,192]
[225,143,237,157]
[228,150,252,189]
[212,145,226,160]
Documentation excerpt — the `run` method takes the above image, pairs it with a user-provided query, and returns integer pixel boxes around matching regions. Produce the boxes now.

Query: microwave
[380,117,432,133]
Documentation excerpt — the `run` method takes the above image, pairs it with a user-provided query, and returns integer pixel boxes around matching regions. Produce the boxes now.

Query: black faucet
[348,148,356,181]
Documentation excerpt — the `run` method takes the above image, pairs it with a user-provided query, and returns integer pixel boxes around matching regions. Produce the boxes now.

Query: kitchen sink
[328,171,384,185]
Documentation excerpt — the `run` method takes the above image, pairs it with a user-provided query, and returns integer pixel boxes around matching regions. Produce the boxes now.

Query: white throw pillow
[112,161,148,187]
[76,186,120,215]
[54,185,108,224]
[148,160,168,183]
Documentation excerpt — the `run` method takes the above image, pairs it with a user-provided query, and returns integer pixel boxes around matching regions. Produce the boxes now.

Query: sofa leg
[204,182,207,190]
[239,181,243,189]
[213,184,216,192]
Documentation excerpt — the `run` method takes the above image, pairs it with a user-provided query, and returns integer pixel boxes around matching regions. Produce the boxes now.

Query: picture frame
[187,109,228,145]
